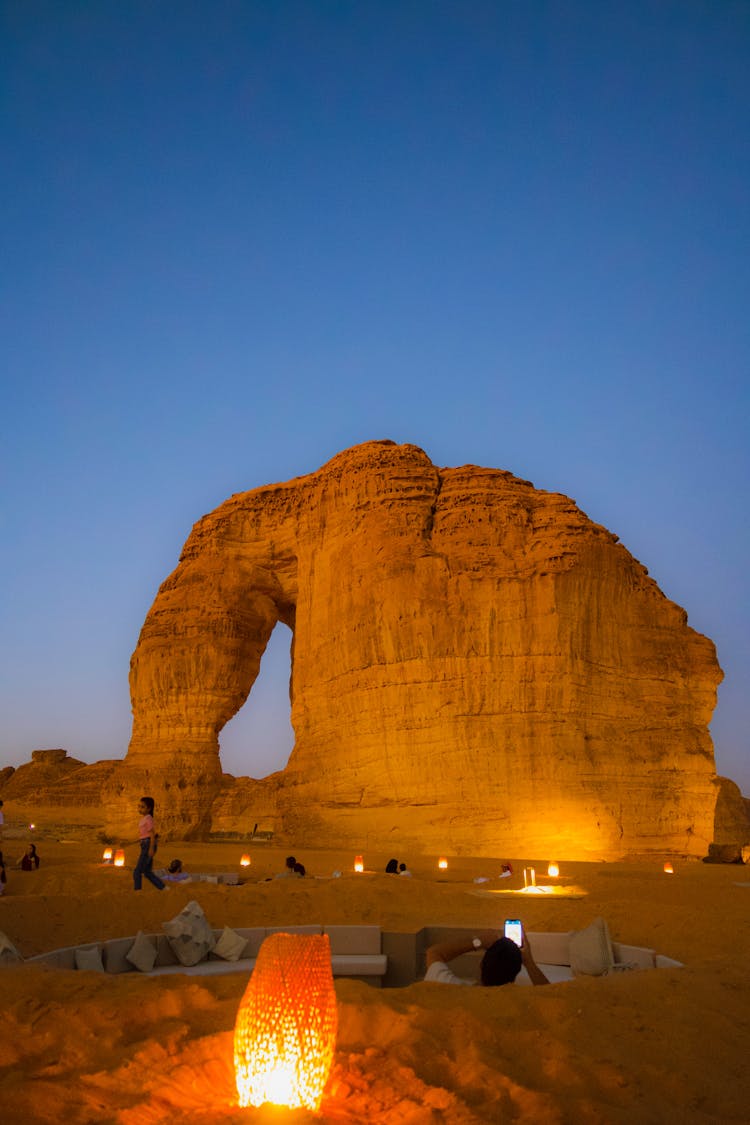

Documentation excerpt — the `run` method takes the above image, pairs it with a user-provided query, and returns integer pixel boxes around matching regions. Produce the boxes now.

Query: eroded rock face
[117,441,724,858]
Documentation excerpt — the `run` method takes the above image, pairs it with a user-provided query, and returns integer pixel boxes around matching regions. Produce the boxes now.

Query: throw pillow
[569,916,615,977]
[126,931,157,973]
[0,930,22,965]
[75,946,104,972]
[213,925,247,962]
[162,899,216,966]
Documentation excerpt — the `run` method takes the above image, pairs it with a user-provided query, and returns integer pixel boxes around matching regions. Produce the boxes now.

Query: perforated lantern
[113,849,125,867]
[663,861,674,874]
[547,862,559,877]
[102,847,113,862]
[234,932,338,1112]
[354,855,364,873]
[240,854,251,867]
[438,856,448,870]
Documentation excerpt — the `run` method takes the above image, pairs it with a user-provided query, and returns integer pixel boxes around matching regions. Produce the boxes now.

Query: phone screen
[504,918,523,947]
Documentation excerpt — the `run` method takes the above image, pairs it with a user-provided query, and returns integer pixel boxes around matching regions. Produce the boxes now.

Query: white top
[424,961,476,986]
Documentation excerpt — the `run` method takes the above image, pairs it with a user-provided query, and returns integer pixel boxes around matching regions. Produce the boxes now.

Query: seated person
[163,858,191,882]
[398,862,412,877]
[275,855,298,878]
[292,861,306,877]
[19,843,40,871]
[385,858,399,874]
[425,928,548,986]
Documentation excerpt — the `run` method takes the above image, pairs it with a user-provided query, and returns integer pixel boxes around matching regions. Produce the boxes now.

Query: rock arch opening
[219,622,295,779]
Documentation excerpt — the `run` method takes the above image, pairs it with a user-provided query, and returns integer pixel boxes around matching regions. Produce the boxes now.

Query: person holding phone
[424,921,549,986]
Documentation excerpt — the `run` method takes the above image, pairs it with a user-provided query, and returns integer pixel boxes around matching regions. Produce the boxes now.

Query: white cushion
[213,925,247,962]
[75,946,104,972]
[569,917,615,976]
[162,900,216,966]
[126,931,157,973]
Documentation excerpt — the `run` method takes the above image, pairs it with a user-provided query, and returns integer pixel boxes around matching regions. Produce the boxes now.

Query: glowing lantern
[240,854,251,867]
[114,849,125,867]
[234,932,337,1112]
[547,862,559,877]
[102,847,113,863]
[354,855,364,873]
[523,866,536,888]
[29,823,36,831]
[438,856,448,870]
[663,861,674,874]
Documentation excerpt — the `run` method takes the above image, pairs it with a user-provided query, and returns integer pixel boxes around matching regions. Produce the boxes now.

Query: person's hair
[285,855,297,869]
[385,858,399,874]
[168,859,183,873]
[29,844,38,856]
[293,862,306,877]
[480,938,523,986]
[399,862,407,872]
[139,796,155,815]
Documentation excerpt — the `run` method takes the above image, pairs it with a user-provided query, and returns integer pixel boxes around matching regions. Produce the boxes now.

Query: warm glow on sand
[438,856,448,870]
[113,849,125,867]
[664,861,674,874]
[547,862,559,877]
[233,932,337,1112]
[354,854,364,872]
[240,853,251,867]
[102,847,113,862]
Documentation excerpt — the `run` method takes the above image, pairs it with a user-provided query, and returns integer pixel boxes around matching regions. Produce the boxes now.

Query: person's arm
[521,939,549,985]
[426,931,500,967]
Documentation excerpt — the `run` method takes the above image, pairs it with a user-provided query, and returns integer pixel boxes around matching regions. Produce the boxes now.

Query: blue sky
[2,1,748,793]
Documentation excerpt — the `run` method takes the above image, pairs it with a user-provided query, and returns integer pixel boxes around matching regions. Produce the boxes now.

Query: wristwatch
[472,937,482,949]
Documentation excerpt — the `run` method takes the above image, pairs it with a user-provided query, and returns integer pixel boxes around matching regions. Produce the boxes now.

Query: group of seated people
[276,855,306,878]
[385,857,412,876]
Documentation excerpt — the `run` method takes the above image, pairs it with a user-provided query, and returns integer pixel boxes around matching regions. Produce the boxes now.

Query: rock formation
[108,440,725,859]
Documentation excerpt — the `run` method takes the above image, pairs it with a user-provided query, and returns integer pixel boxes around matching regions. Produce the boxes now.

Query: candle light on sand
[354,855,364,873]
[438,857,448,870]
[102,848,113,863]
[113,849,125,867]
[234,933,337,1112]
[663,861,674,874]
[547,862,559,877]
[240,854,251,867]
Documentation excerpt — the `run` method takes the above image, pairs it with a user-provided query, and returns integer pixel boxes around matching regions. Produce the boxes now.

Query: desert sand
[1,809,748,1124]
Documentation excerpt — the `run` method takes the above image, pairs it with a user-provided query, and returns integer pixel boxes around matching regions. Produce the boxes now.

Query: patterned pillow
[162,900,216,966]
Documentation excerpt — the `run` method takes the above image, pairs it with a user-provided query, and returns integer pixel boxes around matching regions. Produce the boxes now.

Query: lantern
[234,932,337,1112]
[114,849,125,867]
[547,862,559,877]
[240,854,251,867]
[663,861,674,874]
[523,866,536,888]
[102,847,113,863]
[437,857,448,870]
[354,855,364,873]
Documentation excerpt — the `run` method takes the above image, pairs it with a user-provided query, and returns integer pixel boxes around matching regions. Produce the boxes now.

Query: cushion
[162,900,216,966]
[0,930,22,965]
[569,917,615,977]
[126,931,157,973]
[213,925,248,962]
[75,946,104,972]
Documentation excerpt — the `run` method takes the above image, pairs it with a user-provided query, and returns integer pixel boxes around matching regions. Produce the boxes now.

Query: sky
[2,1,748,794]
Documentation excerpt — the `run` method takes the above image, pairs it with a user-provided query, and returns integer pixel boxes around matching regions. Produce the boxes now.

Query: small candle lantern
[523,866,536,888]
[663,861,674,874]
[240,854,251,867]
[437,856,448,870]
[354,855,364,873]
[114,849,125,867]
[102,847,113,863]
[234,932,338,1111]
[547,862,559,877]
[29,823,36,831]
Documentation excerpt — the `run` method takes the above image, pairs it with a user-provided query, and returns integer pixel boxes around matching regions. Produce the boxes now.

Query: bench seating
[26,923,388,984]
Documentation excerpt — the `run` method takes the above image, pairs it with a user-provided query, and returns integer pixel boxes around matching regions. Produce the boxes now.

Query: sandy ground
[1,815,749,1124]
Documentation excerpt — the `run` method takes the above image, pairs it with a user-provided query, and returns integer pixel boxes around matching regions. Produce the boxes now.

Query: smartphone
[504,918,523,947]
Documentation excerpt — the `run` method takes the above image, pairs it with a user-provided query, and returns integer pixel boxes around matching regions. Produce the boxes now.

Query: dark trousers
[133,838,165,890]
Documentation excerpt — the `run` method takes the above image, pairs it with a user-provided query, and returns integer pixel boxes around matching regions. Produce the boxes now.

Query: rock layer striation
[118,441,723,858]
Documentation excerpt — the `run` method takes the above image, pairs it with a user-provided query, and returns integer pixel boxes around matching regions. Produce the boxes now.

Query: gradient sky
[2,1,748,793]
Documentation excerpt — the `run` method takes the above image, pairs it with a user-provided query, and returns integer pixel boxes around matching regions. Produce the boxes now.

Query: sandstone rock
[0,750,86,800]
[712,777,750,847]
[112,441,725,859]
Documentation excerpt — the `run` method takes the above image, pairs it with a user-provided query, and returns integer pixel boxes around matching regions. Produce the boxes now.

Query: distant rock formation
[105,440,727,859]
